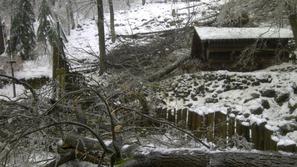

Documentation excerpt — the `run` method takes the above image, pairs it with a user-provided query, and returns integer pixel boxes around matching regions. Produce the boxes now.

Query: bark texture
[108,0,116,43]
[96,0,106,74]
[0,17,5,55]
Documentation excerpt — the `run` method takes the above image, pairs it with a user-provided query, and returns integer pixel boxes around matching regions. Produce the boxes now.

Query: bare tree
[96,0,107,74]
[66,0,75,35]
[108,0,116,43]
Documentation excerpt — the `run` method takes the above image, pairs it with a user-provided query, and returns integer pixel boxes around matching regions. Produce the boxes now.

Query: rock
[251,93,260,98]
[275,92,290,106]
[261,99,270,109]
[186,103,193,108]
[279,123,297,135]
[244,93,260,103]
[241,79,248,84]
[190,94,198,101]
[292,83,297,94]
[288,98,297,111]
[205,98,218,103]
[224,85,231,91]
[251,81,260,86]
[257,74,272,83]
[193,81,199,86]
[260,89,276,98]
[231,110,240,115]
[283,115,297,121]
[243,112,250,118]
[250,106,264,115]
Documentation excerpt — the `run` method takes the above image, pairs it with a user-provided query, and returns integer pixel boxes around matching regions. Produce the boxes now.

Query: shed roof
[195,27,294,40]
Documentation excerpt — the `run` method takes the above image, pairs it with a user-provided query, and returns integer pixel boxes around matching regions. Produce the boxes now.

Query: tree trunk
[289,14,297,45]
[96,0,107,75]
[0,17,5,55]
[147,49,191,82]
[66,0,75,34]
[122,150,297,167]
[108,0,116,43]
[126,0,130,8]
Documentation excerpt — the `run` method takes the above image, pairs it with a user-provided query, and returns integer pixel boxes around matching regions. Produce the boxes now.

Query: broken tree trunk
[147,49,191,82]
[122,150,297,167]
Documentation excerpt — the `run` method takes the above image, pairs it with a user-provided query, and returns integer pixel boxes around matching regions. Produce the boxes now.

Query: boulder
[190,94,198,101]
[260,89,276,98]
[205,98,218,104]
[251,93,260,98]
[250,106,264,115]
[288,98,297,111]
[275,92,290,106]
[279,123,297,135]
[244,93,260,103]
[292,83,297,94]
[243,112,250,118]
[261,99,270,109]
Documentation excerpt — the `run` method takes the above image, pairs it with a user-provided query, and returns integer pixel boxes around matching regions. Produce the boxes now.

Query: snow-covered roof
[195,27,294,40]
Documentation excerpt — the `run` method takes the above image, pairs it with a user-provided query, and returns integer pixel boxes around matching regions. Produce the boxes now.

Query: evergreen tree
[8,0,36,60]
[37,0,52,45]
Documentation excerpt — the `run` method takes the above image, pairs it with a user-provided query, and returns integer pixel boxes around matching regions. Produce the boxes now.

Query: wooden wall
[156,108,297,152]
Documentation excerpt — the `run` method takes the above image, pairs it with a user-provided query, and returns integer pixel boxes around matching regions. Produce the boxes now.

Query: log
[121,150,297,167]
[147,49,191,82]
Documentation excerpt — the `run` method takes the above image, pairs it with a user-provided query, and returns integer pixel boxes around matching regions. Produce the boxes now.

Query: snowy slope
[65,0,222,70]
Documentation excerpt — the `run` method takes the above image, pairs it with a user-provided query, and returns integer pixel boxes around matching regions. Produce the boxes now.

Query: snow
[195,27,294,40]
[0,84,25,99]
[277,136,296,146]
[65,0,222,70]
[15,54,52,80]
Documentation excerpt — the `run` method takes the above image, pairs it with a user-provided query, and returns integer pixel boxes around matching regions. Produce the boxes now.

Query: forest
[0,0,297,166]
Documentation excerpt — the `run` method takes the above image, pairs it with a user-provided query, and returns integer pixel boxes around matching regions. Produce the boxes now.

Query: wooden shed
[191,27,294,70]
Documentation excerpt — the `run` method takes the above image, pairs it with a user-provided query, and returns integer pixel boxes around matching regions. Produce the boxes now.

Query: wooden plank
[168,109,175,123]
[251,123,260,150]
[228,116,235,138]
[214,112,227,139]
[188,111,193,130]
[206,113,214,141]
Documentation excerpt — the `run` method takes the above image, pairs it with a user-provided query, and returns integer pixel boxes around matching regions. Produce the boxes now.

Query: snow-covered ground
[65,0,222,70]
[14,54,52,80]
